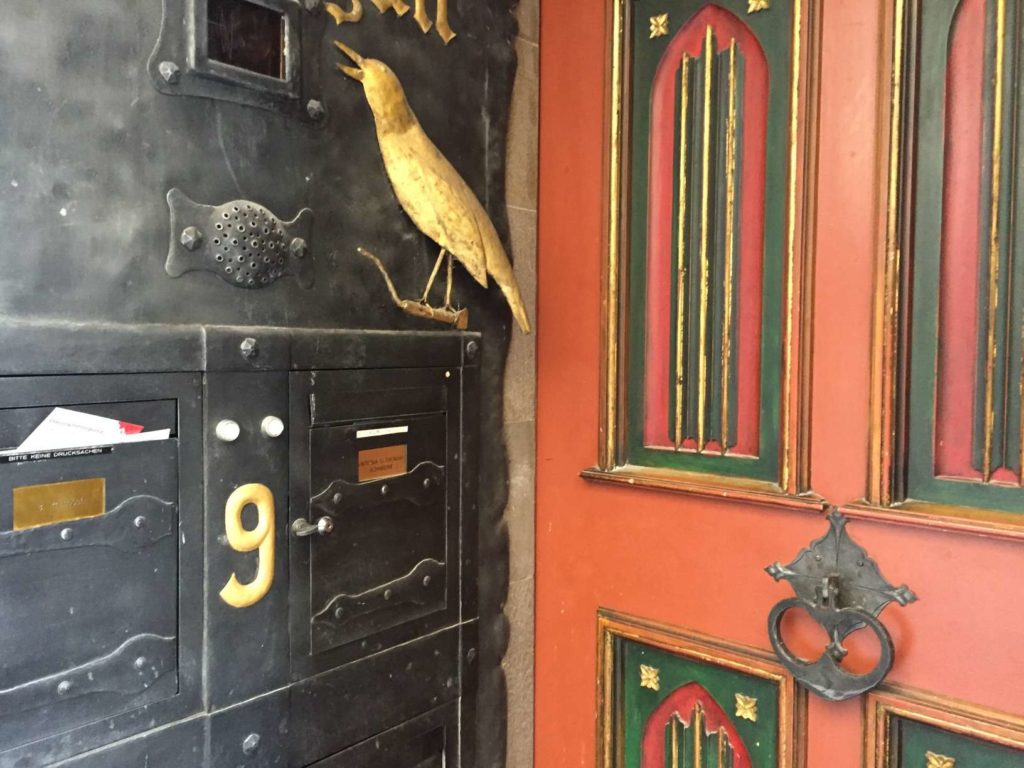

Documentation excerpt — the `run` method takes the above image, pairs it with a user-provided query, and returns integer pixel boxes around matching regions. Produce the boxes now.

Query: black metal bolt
[423,477,432,490]
[384,589,393,600]
[380,484,389,497]
[134,656,147,670]
[306,99,326,120]
[423,575,431,587]
[57,680,72,696]
[60,528,73,541]
[466,647,477,664]
[242,733,261,755]
[134,516,146,529]
[466,339,479,359]
[333,492,343,505]
[158,61,180,84]
[180,226,204,251]
[240,337,259,361]
[289,237,308,259]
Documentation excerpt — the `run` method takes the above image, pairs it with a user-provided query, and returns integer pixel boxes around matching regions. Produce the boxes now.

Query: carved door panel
[536,0,1024,765]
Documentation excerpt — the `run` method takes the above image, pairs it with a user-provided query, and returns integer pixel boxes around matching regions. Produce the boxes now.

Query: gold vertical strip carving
[675,55,692,448]
[717,726,727,768]
[600,0,627,470]
[871,0,907,505]
[983,0,1007,482]
[670,716,680,768]
[721,39,738,454]
[697,25,714,451]
[692,703,705,767]
[781,0,803,492]
[1019,318,1024,483]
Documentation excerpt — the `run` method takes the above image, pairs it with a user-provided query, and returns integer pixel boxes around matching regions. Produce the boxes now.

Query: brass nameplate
[13,478,106,531]
[358,445,408,482]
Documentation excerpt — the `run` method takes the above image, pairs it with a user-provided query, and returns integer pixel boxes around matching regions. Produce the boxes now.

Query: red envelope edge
[118,421,145,435]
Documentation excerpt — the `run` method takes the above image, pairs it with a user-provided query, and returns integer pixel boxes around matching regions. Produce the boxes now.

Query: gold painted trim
[982,0,1007,482]
[868,0,908,507]
[594,0,820,500]
[596,609,806,768]
[843,498,1024,542]
[675,54,692,449]
[721,39,739,454]
[865,684,1024,767]
[697,25,715,451]
[599,0,629,470]
[582,465,827,511]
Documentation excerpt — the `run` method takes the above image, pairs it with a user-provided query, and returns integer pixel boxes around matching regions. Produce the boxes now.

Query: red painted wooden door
[536,0,1024,766]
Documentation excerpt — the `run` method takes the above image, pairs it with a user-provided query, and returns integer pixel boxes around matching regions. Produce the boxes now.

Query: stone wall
[503,0,538,765]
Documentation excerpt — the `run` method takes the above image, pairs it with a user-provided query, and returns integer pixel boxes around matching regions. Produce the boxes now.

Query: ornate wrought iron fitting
[765,508,917,702]
[166,189,314,289]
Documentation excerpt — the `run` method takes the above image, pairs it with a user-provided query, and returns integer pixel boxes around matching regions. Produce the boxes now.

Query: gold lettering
[325,0,363,25]
[371,0,411,17]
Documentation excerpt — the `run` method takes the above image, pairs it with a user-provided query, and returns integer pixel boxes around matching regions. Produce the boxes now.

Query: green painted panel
[624,0,796,482]
[896,717,1023,767]
[905,0,1024,511]
[618,637,780,767]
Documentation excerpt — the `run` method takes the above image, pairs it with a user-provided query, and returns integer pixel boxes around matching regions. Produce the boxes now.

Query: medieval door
[536,0,1024,767]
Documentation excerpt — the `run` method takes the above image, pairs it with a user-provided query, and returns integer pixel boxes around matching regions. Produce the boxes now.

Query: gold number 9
[219,483,275,608]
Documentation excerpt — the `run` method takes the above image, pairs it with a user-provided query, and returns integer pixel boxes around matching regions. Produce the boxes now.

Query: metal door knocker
[765,509,917,701]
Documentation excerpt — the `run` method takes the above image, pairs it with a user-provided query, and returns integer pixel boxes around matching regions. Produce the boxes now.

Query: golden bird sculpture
[327,32,531,334]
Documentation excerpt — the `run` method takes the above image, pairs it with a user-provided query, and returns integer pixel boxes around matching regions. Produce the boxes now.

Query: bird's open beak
[333,40,365,82]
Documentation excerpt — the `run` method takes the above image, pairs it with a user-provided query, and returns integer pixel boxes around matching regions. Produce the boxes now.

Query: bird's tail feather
[497,274,531,334]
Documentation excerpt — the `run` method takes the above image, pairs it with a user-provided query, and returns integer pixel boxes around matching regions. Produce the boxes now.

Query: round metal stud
[215,420,241,443]
[261,415,285,438]
[242,733,261,756]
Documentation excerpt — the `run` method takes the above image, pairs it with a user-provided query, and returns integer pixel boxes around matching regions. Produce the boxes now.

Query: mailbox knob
[215,419,241,443]
[292,516,334,538]
[261,416,285,438]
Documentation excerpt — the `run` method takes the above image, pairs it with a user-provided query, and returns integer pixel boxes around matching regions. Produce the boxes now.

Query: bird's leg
[421,247,447,303]
[443,251,454,309]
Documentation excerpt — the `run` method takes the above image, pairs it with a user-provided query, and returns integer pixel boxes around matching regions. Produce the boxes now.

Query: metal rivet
[467,647,477,663]
[180,226,204,251]
[814,554,822,561]
[57,680,72,696]
[159,61,180,84]
[289,237,308,259]
[134,516,146,528]
[306,99,326,120]
[384,589,393,600]
[240,337,259,361]
[334,606,344,619]
[134,656,147,670]
[380,484,389,496]
[423,575,431,587]
[423,477,432,490]
[466,339,479,359]
[60,528,73,541]
[241,733,261,755]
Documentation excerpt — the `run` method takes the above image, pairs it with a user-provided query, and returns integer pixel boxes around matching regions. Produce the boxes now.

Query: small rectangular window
[207,0,285,80]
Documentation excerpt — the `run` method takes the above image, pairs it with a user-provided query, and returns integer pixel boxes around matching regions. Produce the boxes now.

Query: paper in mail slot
[3,408,170,455]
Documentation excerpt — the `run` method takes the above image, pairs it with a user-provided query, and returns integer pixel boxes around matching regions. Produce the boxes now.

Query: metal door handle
[292,516,334,537]
[764,508,916,701]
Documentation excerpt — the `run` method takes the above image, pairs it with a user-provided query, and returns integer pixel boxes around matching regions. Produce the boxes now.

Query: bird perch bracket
[359,248,469,330]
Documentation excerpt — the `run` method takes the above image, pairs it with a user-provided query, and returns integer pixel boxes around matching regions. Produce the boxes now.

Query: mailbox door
[288,366,465,679]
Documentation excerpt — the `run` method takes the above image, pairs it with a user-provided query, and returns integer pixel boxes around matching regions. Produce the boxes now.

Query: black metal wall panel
[205,372,291,709]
